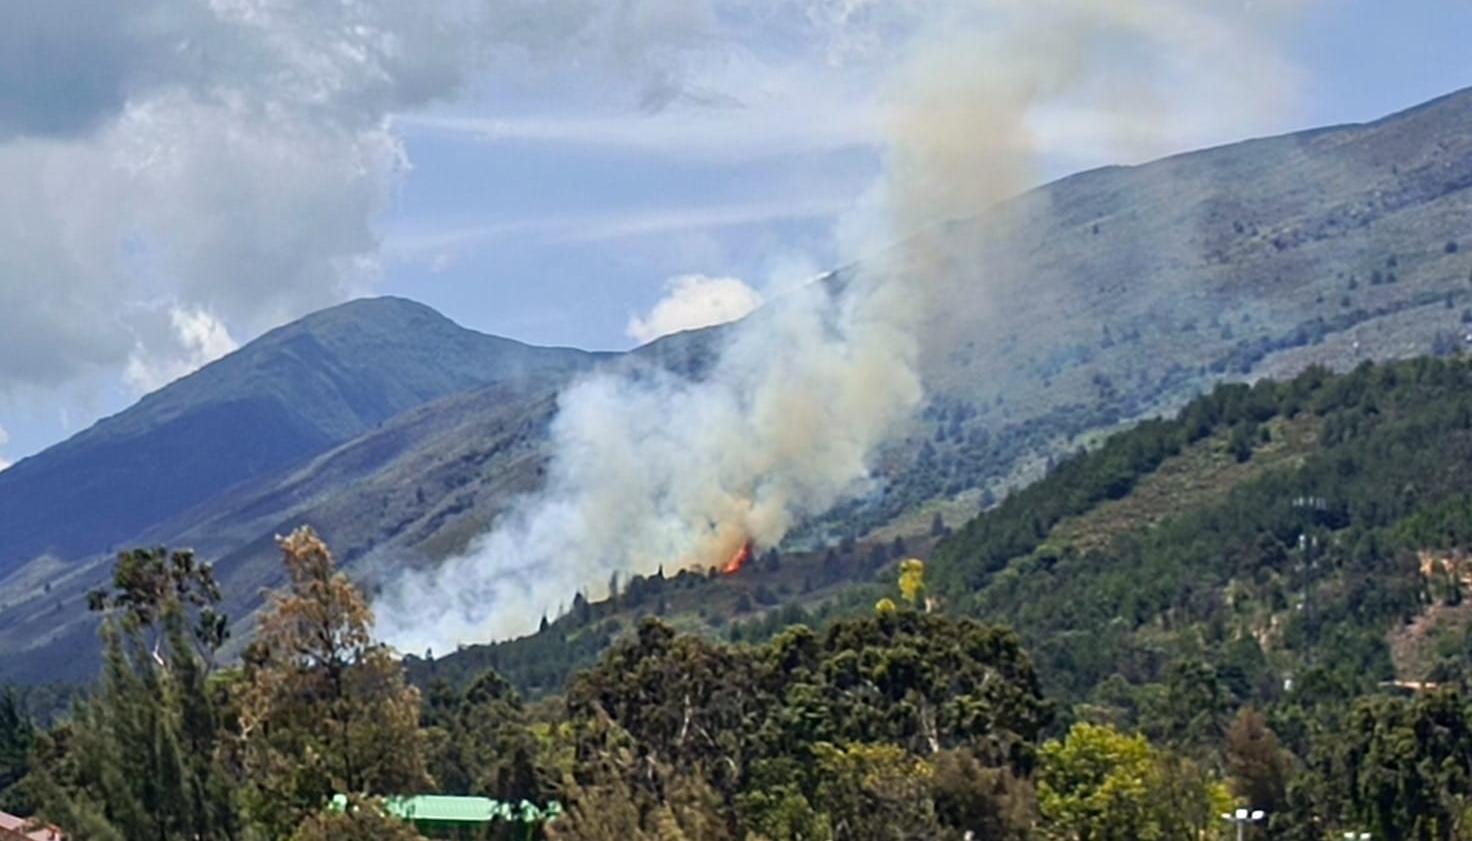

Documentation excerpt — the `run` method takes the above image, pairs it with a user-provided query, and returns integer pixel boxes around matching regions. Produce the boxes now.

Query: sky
[0,0,1470,469]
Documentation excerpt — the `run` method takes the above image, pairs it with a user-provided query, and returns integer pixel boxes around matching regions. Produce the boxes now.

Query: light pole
[1221,808,1265,841]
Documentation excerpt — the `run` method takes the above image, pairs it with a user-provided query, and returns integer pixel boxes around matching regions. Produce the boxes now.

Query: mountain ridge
[0,295,599,574]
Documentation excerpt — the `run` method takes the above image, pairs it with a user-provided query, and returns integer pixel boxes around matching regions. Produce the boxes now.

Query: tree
[929,749,1035,841]
[812,742,939,841]
[86,547,228,665]
[35,549,239,841]
[1224,708,1289,817]
[1142,659,1232,753]
[287,797,427,841]
[422,670,548,803]
[1336,689,1472,841]
[236,527,428,838]
[898,559,926,607]
[1037,722,1228,841]
[0,689,34,803]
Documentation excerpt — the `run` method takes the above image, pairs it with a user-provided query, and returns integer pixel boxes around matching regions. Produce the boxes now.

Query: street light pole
[1221,808,1266,841]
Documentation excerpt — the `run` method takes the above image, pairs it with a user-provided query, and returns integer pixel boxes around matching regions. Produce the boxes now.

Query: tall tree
[34,549,239,841]
[237,527,428,838]
[0,689,35,804]
[1224,708,1290,817]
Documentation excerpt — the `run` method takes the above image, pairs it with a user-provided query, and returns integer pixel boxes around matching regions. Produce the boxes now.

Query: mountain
[0,296,596,572]
[817,85,1472,540]
[5,87,1472,682]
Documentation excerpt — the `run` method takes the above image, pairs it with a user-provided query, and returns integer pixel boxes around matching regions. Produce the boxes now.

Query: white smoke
[376,0,1306,652]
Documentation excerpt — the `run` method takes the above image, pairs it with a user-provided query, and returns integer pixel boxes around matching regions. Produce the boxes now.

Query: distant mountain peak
[0,298,595,581]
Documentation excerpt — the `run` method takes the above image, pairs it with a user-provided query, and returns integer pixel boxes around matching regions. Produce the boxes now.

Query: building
[0,810,62,841]
[330,794,562,838]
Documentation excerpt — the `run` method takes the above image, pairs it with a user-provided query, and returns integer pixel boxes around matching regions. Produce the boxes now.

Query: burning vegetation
[720,539,754,576]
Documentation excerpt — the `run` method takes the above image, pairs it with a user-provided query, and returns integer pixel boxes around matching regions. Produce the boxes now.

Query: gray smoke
[376,0,1306,653]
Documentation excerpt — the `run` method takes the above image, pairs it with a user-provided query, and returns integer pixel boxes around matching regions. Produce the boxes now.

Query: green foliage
[421,671,550,807]
[34,569,239,840]
[0,689,35,812]
[810,742,939,840]
[922,359,1472,715]
[1337,689,1472,841]
[288,796,429,841]
[86,547,228,661]
[545,613,1048,839]
[23,532,437,841]
[1037,722,1228,841]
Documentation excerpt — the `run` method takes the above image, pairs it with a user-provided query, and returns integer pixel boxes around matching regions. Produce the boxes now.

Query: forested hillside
[928,354,1472,711]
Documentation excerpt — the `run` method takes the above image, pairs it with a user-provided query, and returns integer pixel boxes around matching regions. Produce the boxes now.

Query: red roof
[0,810,62,841]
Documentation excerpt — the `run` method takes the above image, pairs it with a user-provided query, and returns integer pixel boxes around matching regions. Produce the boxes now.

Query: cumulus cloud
[626,274,765,343]
[0,0,466,398]
[125,306,240,395]
[0,0,724,402]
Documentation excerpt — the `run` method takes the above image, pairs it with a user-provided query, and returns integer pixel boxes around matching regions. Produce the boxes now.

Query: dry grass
[1048,414,1321,554]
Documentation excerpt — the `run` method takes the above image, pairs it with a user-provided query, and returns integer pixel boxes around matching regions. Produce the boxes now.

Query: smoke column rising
[376,0,1303,653]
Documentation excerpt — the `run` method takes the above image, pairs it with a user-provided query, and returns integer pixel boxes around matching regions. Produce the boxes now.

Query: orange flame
[721,539,754,576]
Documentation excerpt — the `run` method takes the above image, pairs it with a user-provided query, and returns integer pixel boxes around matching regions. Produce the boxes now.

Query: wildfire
[721,539,754,576]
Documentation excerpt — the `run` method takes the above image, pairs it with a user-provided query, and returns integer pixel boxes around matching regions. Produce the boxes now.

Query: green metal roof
[331,794,562,825]
[386,795,497,823]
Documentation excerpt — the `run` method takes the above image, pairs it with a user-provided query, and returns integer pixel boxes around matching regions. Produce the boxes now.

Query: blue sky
[0,0,1470,466]
[378,0,1472,350]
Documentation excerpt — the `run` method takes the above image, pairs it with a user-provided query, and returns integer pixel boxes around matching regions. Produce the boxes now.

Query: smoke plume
[376,0,1303,653]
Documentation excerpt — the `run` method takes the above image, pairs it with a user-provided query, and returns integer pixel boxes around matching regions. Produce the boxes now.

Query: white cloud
[0,0,465,398]
[396,100,883,163]
[0,0,726,403]
[124,306,239,395]
[385,194,851,265]
[0,424,9,472]
[626,274,764,343]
